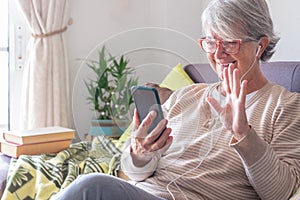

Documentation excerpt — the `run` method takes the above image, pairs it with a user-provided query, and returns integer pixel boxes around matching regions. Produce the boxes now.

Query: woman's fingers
[206,96,223,114]
[132,109,140,131]
[228,64,235,93]
[156,134,173,154]
[134,110,157,139]
[240,80,248,106]
[146,118,168,142]
[233,68,240,97]
[150,127,172,151]
[223,67,231,94]
[224,64,242,97]
[132,109,171,153]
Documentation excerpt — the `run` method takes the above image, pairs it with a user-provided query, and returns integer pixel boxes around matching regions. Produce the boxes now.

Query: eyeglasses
[199,38,242,55]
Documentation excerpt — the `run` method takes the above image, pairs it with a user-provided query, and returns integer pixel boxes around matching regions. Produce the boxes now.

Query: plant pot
[89,119,128,137]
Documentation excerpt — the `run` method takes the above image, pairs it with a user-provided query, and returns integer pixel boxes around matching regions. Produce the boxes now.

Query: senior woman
[53,0,300,199]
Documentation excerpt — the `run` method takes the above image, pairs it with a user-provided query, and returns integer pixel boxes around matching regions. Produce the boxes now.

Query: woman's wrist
[232,125,252,142]
[130,148,155,167]
[230,127,268,167]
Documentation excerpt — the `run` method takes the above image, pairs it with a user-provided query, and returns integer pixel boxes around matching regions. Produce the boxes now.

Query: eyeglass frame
[199,37,244,55]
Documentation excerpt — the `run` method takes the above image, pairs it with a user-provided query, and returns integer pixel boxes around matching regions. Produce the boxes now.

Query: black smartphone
[131,86,165,134]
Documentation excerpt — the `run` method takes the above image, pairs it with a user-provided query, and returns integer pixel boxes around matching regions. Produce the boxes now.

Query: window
[0,0,9,130]
[0,0,28,131]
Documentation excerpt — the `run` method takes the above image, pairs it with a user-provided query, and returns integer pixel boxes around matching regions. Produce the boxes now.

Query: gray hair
[202,0,280,61]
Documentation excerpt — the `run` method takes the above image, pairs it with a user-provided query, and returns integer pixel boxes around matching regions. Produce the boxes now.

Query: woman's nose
[214,43,227,58]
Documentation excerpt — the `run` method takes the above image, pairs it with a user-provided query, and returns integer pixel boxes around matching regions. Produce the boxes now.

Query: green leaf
[83,45,139,119]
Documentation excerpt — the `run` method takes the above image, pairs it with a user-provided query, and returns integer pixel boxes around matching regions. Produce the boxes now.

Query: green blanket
[1,136,124,200]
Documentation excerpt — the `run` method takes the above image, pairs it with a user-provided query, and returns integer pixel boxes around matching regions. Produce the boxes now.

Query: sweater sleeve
[120,138,161,182]
[230,92,300,200]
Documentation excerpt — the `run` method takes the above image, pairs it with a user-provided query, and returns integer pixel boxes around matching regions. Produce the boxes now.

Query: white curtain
[16,0,72,129]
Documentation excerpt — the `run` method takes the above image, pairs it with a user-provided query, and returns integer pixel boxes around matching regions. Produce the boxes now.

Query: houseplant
[84,46,138,137]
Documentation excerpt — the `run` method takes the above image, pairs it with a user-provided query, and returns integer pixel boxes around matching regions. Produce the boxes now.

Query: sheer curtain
[16,0,72,129]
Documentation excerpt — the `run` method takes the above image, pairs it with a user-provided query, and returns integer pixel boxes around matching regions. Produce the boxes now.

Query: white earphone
[256,45,262,57]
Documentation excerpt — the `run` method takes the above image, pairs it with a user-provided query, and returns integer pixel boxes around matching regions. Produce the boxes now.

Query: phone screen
[131,86,164,134]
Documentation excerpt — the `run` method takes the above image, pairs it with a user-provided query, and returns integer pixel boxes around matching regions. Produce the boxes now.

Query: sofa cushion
[159,63,194,90]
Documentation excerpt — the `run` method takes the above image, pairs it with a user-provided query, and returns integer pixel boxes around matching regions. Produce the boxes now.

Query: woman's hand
[130,109,173,167]
[206,64,251,140]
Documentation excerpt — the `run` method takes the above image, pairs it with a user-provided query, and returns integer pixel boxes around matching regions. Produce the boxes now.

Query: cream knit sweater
[121,82,300,200]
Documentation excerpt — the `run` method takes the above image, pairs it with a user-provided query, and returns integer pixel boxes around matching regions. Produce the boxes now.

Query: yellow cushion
[115,63,194,149]
[159,63,194,90]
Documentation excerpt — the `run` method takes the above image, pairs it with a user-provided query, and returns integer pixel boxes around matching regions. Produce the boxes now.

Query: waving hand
[206,64,251,140]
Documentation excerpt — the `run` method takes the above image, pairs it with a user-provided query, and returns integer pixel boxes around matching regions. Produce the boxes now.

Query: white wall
[68,0,300,137]
[267,0,300,61]
[69,0,208,137]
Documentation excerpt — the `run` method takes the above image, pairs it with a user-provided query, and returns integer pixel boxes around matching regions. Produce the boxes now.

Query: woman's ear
[257,36,269,57]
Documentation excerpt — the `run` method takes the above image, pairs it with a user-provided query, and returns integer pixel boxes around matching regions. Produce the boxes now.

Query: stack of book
[0,126,75,158]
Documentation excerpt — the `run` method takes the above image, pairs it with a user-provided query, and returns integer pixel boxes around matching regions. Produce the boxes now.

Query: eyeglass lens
[200,39,240,54]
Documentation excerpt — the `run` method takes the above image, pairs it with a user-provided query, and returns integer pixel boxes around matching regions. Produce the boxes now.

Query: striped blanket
[1,136,124,200]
